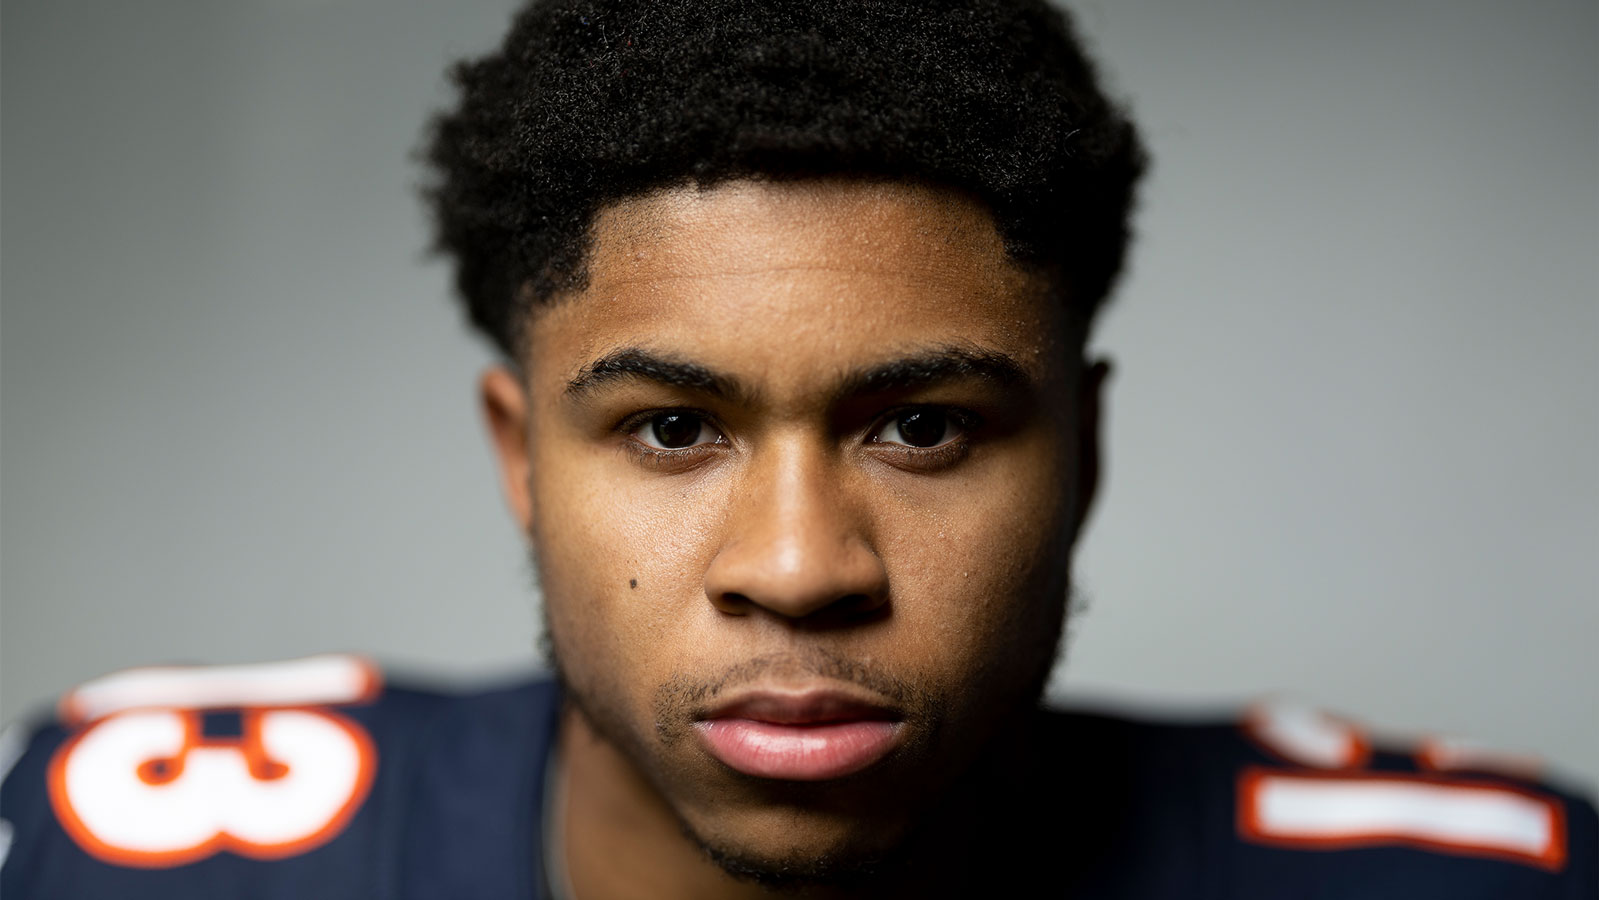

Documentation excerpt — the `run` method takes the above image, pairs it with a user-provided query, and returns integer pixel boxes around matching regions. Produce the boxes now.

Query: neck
[556,703,1043,900]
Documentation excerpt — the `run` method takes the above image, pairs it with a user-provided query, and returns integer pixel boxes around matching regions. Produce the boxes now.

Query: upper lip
[697,687,901,725]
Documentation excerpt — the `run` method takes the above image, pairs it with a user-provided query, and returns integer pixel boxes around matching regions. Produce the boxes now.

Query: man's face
[484,178,1099,876]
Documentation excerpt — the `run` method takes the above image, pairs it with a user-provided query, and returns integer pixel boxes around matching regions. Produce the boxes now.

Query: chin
[686,813,915,889]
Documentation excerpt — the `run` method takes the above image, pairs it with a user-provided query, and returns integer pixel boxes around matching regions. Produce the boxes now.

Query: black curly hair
[424,0,1147,361]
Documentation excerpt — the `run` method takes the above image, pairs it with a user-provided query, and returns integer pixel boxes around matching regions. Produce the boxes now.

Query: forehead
[525,179,1071,395]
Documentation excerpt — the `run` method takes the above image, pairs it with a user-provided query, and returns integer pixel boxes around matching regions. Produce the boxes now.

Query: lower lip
[695,719,901,781]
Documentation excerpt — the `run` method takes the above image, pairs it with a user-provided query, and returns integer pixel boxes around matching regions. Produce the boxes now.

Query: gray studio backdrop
[3,1,1595,787]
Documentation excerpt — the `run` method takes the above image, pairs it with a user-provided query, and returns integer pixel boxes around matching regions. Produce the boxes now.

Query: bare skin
[480,178,1106,898]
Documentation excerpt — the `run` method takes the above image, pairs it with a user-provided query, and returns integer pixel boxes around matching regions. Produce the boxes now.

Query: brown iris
[892,410,947,447]
[650,413,703,448]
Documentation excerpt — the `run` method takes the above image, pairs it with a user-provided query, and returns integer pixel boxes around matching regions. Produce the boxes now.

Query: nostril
[836,593,885,618]
[708,588,886,622]
[713,592,753,615]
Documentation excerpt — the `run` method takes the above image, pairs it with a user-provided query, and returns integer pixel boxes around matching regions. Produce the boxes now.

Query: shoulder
[0,655,560,900]
[1038,699,1597,900]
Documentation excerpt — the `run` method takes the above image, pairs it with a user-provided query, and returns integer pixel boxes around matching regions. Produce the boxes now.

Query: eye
[870,408,968,449]
[628,410,724,450]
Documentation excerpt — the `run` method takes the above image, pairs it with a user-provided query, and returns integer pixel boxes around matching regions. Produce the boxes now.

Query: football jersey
[2,655,1594,898]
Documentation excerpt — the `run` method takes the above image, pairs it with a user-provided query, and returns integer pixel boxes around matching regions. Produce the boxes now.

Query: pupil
[896,410,946,447]
[652,413,700,448]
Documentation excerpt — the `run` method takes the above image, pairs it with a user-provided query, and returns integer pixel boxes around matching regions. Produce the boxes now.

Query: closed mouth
[693,687,905,781]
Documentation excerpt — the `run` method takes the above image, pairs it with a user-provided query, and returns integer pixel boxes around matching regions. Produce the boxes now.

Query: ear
[479,366,535,537]
[1070,358,1111,547]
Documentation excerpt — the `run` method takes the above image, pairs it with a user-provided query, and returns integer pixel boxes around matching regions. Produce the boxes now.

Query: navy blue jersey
[3,656,1594,898]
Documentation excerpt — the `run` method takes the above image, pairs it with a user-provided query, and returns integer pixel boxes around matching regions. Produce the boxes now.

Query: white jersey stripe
[62,655,378,724]
[1241,769,1564,869]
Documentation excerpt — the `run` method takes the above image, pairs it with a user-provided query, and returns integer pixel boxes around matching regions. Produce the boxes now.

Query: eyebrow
[836,345,1030,397]
[564,344,1032,404]
[566,347,746,402]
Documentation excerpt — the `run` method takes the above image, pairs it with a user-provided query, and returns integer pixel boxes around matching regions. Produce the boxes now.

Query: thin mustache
[700,691,902,724]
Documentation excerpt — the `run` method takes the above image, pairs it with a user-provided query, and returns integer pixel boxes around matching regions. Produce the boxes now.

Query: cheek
[528,442,731,701]
[874,443,1075,683]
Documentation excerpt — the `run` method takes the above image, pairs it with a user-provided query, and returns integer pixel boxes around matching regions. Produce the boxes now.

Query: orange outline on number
[1241,702,1373,770]
[1236,766,1568,872]
[47,706,378,869]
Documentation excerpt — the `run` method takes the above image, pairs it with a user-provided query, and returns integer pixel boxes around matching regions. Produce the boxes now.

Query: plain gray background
[3,1,1595,789]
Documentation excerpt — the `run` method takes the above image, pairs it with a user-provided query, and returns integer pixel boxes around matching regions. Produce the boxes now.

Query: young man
[2,0,1594,897]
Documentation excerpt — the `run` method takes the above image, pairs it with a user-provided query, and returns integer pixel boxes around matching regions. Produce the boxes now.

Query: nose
[703,444,889,623]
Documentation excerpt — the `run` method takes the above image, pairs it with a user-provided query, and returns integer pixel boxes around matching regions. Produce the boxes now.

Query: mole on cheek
[629,578,638,589]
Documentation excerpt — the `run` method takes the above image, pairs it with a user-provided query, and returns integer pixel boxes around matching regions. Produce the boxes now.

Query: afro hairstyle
[424,0,1147,360]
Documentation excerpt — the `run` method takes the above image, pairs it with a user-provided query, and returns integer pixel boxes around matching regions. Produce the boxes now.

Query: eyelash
[869,406,982,471]
[613,406,983,471]
[615,408,724,468]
